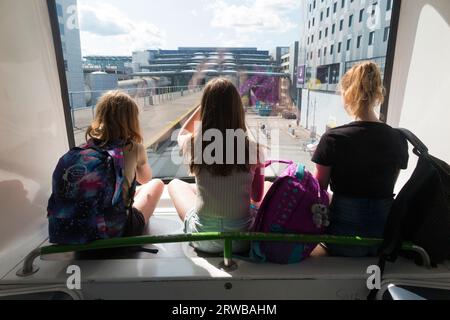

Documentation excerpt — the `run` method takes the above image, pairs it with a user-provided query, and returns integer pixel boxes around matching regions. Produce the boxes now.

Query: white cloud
[254,0,301,11]
[79,8,128,36]
[216,32,252,47]
[78,2,166,55]
[207,0,301,34]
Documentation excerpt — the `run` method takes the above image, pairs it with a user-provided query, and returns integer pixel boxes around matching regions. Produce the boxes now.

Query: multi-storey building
[83,56,133,80]
[270,47,291,66]
[278,42,300,106]
[132,47,285,87]
[56,0,85,108]
[298,0,394,92]
[281,53,291,74]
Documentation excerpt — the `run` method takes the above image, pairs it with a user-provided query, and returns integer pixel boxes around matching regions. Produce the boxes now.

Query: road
[147,108,317,179]
[70,93,317,178]
[72,91,203,146]
[246,113,317,175]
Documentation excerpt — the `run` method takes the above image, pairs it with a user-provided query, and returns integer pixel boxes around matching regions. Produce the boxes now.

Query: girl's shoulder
[123,140,143,151]
[123,141,147,164]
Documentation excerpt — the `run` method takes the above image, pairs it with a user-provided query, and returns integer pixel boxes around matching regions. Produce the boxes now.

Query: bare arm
[136,163,152,185]
[315,164,332,191]
[250,142,267,203]
[179,106,201,137]
[251,165,265,203]
[135,144,152,184]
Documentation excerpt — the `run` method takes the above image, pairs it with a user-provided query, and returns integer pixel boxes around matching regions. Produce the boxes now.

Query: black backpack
[379,129,450,265]
[369,129,450,300]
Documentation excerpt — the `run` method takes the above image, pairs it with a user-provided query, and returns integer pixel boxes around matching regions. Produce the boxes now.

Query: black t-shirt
[312,121,409,198]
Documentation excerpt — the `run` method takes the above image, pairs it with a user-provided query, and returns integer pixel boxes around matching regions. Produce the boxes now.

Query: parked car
[282,111,297,120]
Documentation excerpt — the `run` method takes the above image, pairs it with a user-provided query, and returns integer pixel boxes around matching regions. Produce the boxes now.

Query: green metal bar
[39,232,412,256]
[41,232,222,255]
[18,232,427,277]
[223,239,233,267]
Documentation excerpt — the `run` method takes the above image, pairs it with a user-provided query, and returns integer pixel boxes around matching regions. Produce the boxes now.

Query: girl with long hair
[168,78,265,253]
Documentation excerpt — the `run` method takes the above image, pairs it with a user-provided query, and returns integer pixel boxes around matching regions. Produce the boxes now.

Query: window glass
[53,0,398,178]
[369,31,375,45]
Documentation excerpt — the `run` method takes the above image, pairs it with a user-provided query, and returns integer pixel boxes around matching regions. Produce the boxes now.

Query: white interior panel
[387,0,450,189]
[0,0,69,276]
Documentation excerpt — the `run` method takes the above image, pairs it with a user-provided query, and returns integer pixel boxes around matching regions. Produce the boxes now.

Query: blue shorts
[184,208,257,254]
[326,195,393,257]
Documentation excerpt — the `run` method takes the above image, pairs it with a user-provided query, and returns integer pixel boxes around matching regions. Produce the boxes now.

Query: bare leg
[263,181,273,198]
[168,179,197,221]
[133,179,165,222]
[310,244,329,257]
[134,183,155,197]
[134,185,144,197]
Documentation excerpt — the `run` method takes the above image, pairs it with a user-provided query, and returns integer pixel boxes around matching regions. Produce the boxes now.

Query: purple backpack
[251,160,330,264]
[47,140,136,245]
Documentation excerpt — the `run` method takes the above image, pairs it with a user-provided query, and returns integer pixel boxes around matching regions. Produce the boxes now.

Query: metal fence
[69,85,204,130]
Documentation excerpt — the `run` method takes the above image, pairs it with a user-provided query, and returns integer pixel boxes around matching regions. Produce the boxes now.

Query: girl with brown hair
[168,78,265,253]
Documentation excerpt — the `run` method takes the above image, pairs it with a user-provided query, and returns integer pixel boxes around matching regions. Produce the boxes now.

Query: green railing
[17,233,431,277]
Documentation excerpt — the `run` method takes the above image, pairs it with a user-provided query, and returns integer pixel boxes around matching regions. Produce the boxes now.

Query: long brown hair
[189,78,255,176]
[339,61,385,119]
[86,90,143,146]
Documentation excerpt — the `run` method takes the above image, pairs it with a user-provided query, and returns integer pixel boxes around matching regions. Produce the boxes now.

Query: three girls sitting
[67,61,407,258]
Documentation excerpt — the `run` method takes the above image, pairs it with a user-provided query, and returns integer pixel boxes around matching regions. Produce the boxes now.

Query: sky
[77,0,305,56]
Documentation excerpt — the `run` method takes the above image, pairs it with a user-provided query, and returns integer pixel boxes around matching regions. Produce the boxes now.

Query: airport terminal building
[131,47,286,87]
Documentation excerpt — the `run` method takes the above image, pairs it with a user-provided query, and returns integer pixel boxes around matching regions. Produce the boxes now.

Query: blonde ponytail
[339,61,385,119]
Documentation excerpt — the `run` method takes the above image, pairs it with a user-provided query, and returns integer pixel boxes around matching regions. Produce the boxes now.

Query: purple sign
[297,65,306,87]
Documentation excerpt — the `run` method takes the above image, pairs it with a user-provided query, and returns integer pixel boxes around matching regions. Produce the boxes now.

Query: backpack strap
[264,160,295,168]
[295,164,306,181]
[83,140,126,207]
[396,128,429,157]
[127,175,138,209]
[106,148,126,207]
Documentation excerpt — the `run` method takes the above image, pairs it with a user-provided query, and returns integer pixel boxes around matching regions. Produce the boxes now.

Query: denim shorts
[123,208,146,237]
[184,208,256,254]
[326,195,393,257]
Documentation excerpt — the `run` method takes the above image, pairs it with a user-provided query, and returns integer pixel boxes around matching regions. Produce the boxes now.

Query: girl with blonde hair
[312,61,409,257]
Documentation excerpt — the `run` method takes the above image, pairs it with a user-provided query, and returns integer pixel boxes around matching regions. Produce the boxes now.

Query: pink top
[252,165,265,203]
